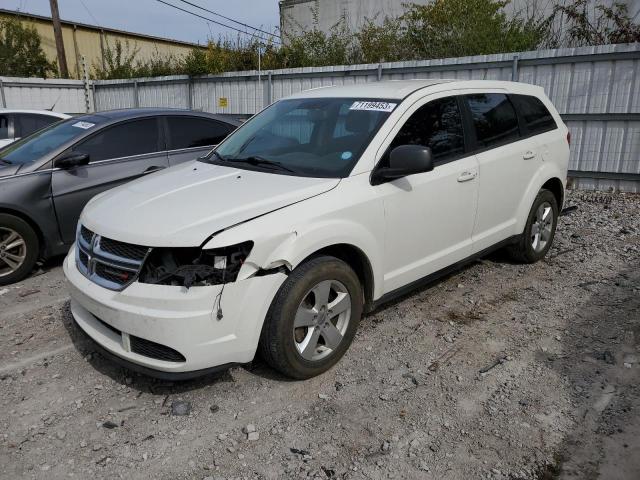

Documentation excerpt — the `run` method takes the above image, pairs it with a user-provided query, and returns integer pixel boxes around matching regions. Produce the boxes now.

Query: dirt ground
[1,189,639,480]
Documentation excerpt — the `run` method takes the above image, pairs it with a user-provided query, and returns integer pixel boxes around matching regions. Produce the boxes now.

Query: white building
[279,0,640,38]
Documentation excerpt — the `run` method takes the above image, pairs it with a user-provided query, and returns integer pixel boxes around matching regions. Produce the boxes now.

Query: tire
[0,214,40,286]
[506,189,558,263]
[258,255,363,379]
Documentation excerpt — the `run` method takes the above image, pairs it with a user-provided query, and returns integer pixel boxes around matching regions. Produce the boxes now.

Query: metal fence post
[377,64,383,81]
[133,80,139,108]
[81,55,91,113]
[0,79,6,108]
[266,71,273,105]
[511,55,519,81]
[91,81,98,112]
[187,76,193,110]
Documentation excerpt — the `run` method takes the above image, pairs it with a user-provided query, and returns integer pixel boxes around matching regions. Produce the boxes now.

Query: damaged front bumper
[64,246,287,377]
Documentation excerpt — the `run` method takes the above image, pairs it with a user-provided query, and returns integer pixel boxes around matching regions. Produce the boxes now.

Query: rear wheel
[506,189,558,263]
[259,256,363,379]
[0,214,39,285]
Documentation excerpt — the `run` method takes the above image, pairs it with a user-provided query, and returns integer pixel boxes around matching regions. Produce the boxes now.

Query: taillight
[566,131,571,145]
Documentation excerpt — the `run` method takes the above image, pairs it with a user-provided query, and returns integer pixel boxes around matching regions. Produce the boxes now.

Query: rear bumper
[64,246,287,376]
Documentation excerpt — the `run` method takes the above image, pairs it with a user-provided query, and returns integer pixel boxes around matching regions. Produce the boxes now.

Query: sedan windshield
[207,98,396,178]
[0,117,102,165]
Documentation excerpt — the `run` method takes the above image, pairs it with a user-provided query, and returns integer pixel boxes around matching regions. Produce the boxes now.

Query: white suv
[64,80,569,380]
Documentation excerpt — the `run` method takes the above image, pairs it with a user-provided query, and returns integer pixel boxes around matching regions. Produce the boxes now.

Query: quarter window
[167,117,233,150]
[74,118,161,162]
[14,114,60,138]
[511,94,557,135]
[388,96,465,163]
[0,115,8,140]
[466,93,520,149]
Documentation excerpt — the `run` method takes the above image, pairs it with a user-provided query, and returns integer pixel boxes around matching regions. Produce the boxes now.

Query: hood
[81,161,339,247]
[0,163,20,178]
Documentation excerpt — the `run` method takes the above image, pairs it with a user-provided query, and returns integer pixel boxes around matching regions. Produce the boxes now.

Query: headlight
[138,241,253,287]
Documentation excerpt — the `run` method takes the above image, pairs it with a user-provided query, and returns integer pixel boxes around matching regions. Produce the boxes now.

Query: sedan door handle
[457,171,477,183]
[523,151,536,160]
[143,166,166,174]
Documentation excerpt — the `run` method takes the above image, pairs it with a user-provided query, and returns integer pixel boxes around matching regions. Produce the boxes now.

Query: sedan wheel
[0,227,27,277]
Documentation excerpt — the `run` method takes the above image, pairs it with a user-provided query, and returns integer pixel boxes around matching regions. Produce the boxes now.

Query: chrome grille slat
[75,225,151,291]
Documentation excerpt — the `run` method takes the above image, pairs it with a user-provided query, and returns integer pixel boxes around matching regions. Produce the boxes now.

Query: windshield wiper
[0,158,11,165]
[228,156,295,173]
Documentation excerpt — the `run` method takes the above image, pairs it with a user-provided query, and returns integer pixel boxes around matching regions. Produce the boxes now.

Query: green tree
[93,39,139,79]
[552,0,640,46]
[0,17,55,78]
[356,16,409,64]
[401,0,549,59]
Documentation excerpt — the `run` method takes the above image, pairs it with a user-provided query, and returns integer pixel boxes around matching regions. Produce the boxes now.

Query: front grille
[99,237,148,262]
[76,225,150,291]
[130,336,186,363]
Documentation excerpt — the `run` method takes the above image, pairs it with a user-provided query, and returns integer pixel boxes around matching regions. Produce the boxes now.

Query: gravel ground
[1,189,639,480]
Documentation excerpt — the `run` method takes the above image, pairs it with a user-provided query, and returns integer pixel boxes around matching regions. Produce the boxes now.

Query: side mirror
[56,151,90,169]
[372,145,434,185]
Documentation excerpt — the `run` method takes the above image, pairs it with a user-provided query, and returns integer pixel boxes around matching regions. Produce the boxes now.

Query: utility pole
[49,0,69,78]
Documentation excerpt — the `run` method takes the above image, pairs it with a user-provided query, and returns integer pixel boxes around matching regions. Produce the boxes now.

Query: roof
[71,108,242,126]
[287,79,547,100]
[0,8,205,49]
[288,80,455,100]
[0,109,69,118]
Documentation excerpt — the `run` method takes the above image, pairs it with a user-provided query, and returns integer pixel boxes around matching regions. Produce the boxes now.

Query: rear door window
[465,93,521,149]
[74,118,161,163]
[511,94,557,135]
[167,117,233,150]
[388,96,465,163]
[14,114,61,138]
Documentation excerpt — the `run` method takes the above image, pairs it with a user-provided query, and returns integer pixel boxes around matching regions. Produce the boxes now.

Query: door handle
[143,166,166,174]
[457,171,477,183]
[523,151,536,160]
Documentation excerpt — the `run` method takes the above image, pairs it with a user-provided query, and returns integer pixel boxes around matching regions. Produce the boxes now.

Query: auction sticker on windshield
[349,101,397,112]
[72,121,95,129]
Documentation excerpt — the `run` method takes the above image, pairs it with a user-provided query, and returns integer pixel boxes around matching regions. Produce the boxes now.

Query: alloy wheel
[0,227,27,277]
[531,201,554,253]
[293,279,352,361]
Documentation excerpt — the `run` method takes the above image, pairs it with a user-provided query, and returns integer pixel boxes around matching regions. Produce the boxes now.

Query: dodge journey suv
[64,80,569,380]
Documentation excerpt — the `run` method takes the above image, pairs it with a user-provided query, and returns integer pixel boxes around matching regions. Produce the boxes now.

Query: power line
[154,0,280,44]
[175,0,280,39]
[79,0,101,28]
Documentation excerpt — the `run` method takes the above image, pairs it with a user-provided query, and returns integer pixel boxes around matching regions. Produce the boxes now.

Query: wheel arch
[298,243,376,313]
[541,177,564,211]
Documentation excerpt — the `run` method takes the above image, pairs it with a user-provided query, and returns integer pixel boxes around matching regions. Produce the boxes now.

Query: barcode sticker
[72,121,95,129]
[349,101,397,112]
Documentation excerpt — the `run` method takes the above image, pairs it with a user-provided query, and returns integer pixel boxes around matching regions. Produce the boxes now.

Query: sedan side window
[74,118,161,163]
[387,96,464,164]
[0,115,8,140]
[466,93,520,149]
[167,117,233,150]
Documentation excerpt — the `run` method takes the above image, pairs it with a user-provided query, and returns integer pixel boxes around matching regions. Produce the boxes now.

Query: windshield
[0,118,100,165]
[207,97,396,178]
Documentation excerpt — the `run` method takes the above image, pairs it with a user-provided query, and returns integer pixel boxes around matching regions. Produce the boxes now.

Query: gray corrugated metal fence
[1,43,639,191]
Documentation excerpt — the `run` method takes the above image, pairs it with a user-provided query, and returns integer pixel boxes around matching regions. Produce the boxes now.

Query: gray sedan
[0,108,240,285]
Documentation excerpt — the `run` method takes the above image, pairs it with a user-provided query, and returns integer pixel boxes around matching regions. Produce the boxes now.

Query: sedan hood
[81,161,339,247]
[0,163,20,178]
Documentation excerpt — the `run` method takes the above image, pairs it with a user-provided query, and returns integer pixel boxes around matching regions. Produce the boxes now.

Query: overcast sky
[4,0,281,44]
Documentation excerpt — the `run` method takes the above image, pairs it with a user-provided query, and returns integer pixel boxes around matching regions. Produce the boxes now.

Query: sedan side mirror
[56,151,90,169]
[372,145,434,185]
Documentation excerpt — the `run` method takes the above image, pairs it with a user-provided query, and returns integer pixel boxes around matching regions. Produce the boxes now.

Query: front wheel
[506,189,558,263]
[0,214,40,285]
[258,256,363,379]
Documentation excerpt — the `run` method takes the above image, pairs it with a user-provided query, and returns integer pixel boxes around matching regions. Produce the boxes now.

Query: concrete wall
[0,10,205,79]
[279,0,640,38]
